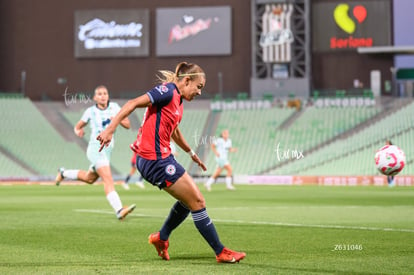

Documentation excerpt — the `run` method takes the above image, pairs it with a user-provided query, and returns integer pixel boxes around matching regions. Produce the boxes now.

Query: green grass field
[1,184,414,274]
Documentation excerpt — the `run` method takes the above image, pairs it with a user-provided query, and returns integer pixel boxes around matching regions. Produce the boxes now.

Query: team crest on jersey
[165,164,176,175]
[155,85,169,95]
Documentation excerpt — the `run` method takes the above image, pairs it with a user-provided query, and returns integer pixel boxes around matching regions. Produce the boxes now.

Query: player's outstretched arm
[97,94,151,151]
[120,117,131,130]
[171,127,192,153]
[172,127,206,171]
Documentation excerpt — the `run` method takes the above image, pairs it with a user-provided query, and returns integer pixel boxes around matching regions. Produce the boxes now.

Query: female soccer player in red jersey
[97,62,246,263]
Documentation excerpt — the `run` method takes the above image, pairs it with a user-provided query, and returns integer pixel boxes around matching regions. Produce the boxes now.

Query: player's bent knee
[197,198,206,209]
[86,177,96,184]
[85,173,98,184]
[190,195,206,210]
[181,194,206,211]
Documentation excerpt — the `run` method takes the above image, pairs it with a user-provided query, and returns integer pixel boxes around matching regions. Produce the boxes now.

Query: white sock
[225,176,232,188]
[205,177,215,187]
[106,191,123,213]
[62,169,79,180]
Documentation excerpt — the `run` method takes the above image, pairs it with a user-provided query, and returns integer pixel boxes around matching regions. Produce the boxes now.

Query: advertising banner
[312,1,391,52]
[156,6,232,56]
[74,9,149,58]
[232,175,414,186]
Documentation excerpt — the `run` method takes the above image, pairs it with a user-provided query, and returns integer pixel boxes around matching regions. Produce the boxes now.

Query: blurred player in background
[55,85,136,220]
[385,139,395,187]
[204,129,237,191]
[97,62,246,263]
[122,151,145,190]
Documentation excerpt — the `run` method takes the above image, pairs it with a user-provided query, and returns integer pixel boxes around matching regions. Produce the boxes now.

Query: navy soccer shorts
[137,154,185,189]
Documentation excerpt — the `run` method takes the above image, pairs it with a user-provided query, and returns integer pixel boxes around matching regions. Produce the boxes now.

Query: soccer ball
[375,145,406,176]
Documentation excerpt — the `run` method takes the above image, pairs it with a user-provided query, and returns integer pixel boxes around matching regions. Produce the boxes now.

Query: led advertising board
[74,9,150,58]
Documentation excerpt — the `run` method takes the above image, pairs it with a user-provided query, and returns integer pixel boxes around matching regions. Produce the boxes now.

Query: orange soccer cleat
[216,247,246,263]
[148,232,170,260]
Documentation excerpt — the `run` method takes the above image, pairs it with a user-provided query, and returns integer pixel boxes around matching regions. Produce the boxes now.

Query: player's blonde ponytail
[157,70,176,83]
[157,62,205,83]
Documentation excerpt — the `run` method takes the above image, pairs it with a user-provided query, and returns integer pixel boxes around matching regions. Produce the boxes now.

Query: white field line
[74,209,414,233]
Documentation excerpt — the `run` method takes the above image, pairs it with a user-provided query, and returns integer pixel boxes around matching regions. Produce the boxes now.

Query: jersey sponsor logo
[155,85,169,95]
[165,164,176,175]
[102,118,111,127]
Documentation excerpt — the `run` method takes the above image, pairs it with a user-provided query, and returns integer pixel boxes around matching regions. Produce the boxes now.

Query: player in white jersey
[55,85,136,220]
[204,129,237,191]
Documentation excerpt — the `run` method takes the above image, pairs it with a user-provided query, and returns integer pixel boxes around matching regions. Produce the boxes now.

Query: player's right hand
[96,130,113,152]
[191,154,207,171]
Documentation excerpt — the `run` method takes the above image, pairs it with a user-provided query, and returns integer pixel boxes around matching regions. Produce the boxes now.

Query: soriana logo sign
[312,1,391,52]
[334,4,367,34]
[331,3,371,49]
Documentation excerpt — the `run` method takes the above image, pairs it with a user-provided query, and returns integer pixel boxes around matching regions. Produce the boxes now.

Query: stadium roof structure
[357,45,414,55]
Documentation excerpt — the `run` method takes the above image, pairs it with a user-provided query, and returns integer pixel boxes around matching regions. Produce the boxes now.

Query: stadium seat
[0,98,88,176]
[270,101,414,176]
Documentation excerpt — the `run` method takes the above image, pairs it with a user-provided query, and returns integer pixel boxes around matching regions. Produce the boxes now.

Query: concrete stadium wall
[0,0,251,100]
[0,0,402,100]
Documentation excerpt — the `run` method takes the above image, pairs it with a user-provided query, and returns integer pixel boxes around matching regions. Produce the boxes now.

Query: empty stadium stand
[0,96,412,179]
[0,97,88,177]
[203,107,296,175]
[268,99,414,176]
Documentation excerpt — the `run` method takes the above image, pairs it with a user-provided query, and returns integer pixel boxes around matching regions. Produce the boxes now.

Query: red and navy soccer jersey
[137,83,183,160]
